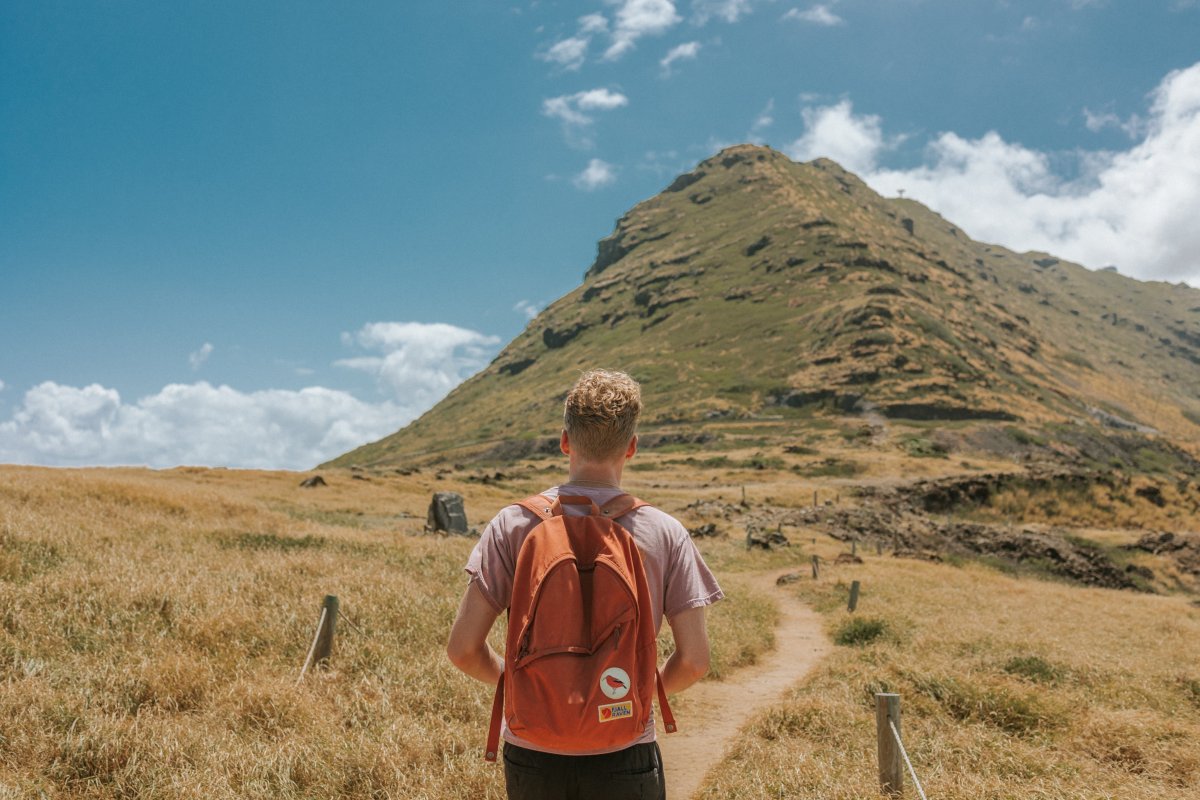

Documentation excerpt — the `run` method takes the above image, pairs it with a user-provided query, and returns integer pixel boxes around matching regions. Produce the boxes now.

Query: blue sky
[2,1,1199,468]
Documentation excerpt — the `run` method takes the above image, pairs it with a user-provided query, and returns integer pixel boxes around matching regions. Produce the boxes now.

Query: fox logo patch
[598,702,633,723]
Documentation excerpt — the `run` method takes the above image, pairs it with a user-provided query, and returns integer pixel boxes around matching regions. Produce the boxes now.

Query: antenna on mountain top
[897,189,906,198]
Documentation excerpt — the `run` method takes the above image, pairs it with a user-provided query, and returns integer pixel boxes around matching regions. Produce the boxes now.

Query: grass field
[2,460,1198,798]
[701,557,1200,799]
[0,465,779,799]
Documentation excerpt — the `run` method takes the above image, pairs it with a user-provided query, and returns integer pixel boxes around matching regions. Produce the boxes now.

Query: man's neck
[566,460,624,489]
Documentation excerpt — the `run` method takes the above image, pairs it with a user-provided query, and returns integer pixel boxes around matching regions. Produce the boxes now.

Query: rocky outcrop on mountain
[1126,531,1200,576]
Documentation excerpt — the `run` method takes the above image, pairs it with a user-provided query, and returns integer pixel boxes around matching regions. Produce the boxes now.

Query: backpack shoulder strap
[485,673,504,762]
[599,493,650,519]
[514,494,555,521]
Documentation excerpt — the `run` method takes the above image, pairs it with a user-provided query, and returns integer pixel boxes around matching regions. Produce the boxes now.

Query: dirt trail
[659,569,832,800]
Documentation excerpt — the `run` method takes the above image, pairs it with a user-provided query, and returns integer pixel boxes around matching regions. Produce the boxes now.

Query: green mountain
[325,144,1200,468]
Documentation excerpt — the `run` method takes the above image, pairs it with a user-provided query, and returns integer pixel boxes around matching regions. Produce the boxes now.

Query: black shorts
[502,741,666,800]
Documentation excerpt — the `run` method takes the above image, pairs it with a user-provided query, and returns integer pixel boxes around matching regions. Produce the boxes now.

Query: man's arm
[446,581,504,685]
[659,604,711,694]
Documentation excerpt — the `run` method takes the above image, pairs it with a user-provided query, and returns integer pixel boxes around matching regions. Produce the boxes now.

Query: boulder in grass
[300,475,327,488]
[746,524,789,550]
[427,491,470,535]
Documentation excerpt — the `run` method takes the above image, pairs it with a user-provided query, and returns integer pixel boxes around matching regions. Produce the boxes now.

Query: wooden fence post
[849,580,861,612]
[313,595,339,667]
[811,554,820,580]
[297,595,339,684]
[876,693,903,796]
[852,540,857,556]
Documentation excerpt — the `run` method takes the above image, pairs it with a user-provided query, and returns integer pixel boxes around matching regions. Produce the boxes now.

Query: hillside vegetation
[3,461,1199,798]
[327,144,1200,470]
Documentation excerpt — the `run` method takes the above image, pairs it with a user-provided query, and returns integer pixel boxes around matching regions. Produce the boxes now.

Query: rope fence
[876,692,930,799]
[889,718,929,800]
[295,604,329,685]
[295,595,395,688]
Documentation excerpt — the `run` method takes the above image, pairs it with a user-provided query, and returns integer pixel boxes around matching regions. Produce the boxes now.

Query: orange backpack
[484,493,676,761]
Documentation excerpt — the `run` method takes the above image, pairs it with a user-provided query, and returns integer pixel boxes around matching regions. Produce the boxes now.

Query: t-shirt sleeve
[464,511,519,613]
[662,522,725,620]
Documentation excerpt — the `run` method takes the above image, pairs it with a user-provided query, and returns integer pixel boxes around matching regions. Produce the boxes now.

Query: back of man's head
[563,369,642,460]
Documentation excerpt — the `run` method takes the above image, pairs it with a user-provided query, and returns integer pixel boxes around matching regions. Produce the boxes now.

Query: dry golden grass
[4,459,1198,798]
[698,555,1200,799]
[978,476,1200,532]
[0,465,778,798]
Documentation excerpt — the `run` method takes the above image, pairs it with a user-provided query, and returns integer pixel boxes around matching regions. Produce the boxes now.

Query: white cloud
[784,99,891,174]
[0,381,408,470]
[335,321,500,404]
[751,98,775,136]
[660,41,701,75]
[513,300,542,320]
[782,4,845,26]
[579,13,610,34]
[538,14,611,72]
[543,88,629,126]
[575,88,630,112]
[604,0,682,60]
[188,342,213,371]
[794,62,1200,284]
[574,158,618,190]
[692,0,755,24]
[541,36,590,70]
[0,380,5,393]
[1083,107,1146,139]
[0,321,502,469]
[543,89,630,147]
[543,97,591,128]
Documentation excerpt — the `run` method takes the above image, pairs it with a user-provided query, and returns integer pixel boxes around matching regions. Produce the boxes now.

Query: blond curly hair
[563,369,642,459]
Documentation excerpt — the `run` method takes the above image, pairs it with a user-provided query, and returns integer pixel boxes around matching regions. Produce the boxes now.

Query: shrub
[901,436,948,458]
[744,454,786,470]
[1006,426,1047,447]
[834,617,887,646]
[795,458,863,478]
[217,532,326,552]
[1003,655,1063,684]
[1180,676,1200,709]
[1061,352,1095,370]
[914,674,1060,735]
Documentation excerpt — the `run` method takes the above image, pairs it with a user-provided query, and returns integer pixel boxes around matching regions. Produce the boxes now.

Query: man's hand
[660,604,711,694]
[446,582,503,684]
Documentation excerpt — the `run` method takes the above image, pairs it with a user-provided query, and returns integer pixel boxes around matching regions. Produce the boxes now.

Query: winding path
[659,569,832,799]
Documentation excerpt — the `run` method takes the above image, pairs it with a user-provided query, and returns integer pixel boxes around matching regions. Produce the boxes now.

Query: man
[447,369,724,799]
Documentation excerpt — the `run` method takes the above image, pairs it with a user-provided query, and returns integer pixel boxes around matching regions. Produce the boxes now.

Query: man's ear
[625,434,638,460]
[560,429,571,455]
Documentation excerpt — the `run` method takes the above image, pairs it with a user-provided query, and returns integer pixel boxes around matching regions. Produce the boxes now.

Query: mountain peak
[325,147,1200,468]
